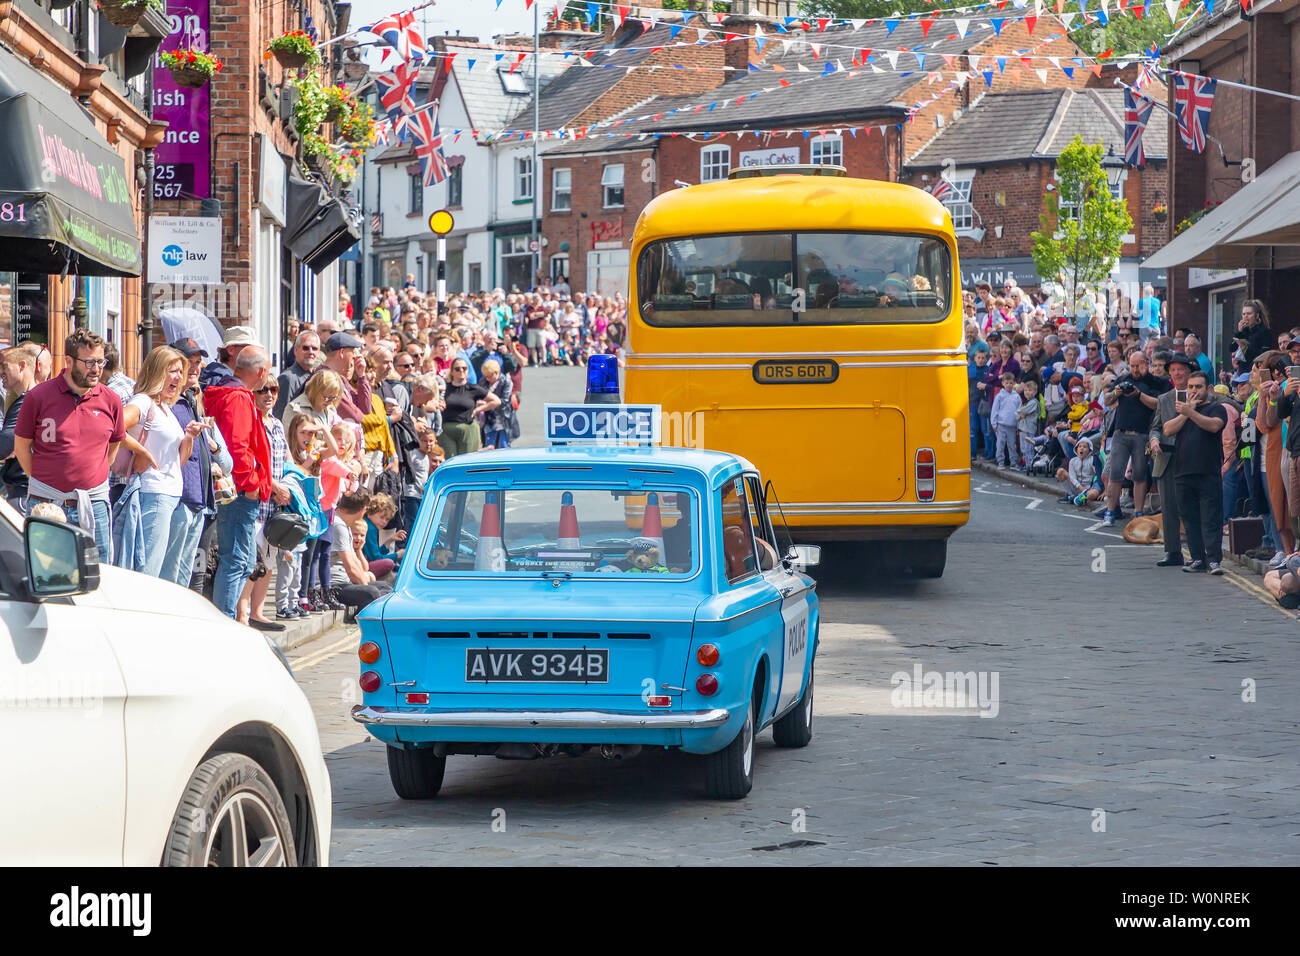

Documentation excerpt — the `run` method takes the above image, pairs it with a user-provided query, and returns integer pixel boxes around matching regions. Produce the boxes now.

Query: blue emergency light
[584,354,620,405]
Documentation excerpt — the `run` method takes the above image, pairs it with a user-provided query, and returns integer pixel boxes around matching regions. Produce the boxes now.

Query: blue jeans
[968,404,983,457]
[978,413,994,458]
[1259,464,1283,552]
[137,491,180,578]
[213,495,261,618]
[401,496,421,536]
[58,498,113,566]
[484,427,510,449]
[1221,461,1242,524]
[163,503,206,586]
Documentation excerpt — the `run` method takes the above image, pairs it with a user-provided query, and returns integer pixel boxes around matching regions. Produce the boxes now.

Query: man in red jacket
[205,344,273,619]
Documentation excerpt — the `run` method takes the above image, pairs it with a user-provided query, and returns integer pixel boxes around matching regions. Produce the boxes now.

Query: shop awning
[1143,151,1300,271]
[284,176,361,274]
[0,46,142,277]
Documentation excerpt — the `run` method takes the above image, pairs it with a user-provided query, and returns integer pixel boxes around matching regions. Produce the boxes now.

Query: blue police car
[351,363,820,800]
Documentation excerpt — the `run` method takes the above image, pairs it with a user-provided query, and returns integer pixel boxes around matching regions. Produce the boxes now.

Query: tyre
[772,671,814,748]
[162,753,296,867]
[704,696,755,800]
[387,744,447,799]
[907,540,947,578]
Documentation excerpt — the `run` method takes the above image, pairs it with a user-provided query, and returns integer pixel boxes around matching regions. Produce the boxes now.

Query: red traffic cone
[475,492,506,572]
[641,492,666,559]
[558,492,581,548]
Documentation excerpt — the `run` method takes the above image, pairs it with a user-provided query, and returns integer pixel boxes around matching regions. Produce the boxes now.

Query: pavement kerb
[972,459,1273,581]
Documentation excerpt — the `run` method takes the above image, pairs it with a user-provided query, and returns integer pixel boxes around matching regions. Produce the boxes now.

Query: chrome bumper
[351,704,731,730]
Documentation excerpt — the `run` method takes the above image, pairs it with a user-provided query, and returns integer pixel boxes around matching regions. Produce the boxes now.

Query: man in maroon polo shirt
[13,327,152,562]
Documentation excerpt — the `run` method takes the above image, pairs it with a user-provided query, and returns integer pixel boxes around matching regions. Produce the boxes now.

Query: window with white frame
[1052,167,1124,225]
[515,155,533,201]
[946,175,975,232]
[601,163,625,207]
[810,134,843,167]
[552,167,572,211]
[700,145,730,182]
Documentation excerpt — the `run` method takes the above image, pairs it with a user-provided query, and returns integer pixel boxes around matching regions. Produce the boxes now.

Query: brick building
[1143,0,1300,370]
[0,0,168,373]
[906,87,1169,295]
[149,0,357,368]
[539,11,1110,294]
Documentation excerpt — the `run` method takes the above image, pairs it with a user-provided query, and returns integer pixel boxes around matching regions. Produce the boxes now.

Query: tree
[1031,136,1132,308]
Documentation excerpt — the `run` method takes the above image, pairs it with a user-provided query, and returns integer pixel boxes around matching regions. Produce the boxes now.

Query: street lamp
[1101,146,1126,192]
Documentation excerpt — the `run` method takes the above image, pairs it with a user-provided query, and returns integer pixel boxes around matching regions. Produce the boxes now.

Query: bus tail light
[915,448,936,502]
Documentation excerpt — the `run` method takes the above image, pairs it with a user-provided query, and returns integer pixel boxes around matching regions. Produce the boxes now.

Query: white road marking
[1025,498,1041,510]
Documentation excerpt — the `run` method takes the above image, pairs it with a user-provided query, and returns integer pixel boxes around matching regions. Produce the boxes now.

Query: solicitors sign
[148,216,222,284]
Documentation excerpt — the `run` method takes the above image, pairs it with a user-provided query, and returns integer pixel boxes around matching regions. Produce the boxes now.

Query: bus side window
[719,479,758,584]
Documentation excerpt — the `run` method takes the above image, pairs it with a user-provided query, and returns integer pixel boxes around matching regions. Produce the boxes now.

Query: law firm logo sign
[49,886,151,936]
[147,216,222,285]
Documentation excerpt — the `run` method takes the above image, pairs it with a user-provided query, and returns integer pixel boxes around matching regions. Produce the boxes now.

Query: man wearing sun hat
[200,325,259,392]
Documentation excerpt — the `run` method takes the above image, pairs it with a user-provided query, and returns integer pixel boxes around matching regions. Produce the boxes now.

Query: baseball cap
[169,337,208,358]
[1287,340,1300,351]
[1167,352,1193,368]
[325,332,364,352]
[1232,372,1251,385]
[1069,384,1084,396]
[1214,384,1230,396]
[222,325,258,347]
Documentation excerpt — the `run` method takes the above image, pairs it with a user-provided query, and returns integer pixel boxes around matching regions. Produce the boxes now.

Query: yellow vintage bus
[624,167,969,577]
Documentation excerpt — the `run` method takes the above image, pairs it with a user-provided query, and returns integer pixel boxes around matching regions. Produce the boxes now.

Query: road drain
[751,839,826,851]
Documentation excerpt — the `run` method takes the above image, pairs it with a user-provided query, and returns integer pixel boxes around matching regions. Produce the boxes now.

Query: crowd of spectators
[0,277,630,629]
[968,279,1300,591]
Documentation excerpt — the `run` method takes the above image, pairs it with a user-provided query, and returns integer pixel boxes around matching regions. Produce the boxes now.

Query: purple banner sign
[153,1,211,200]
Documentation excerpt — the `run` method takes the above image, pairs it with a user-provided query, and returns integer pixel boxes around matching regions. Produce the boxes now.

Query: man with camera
[1101,350,1169,527]
[1149,353,1193,565]
[1164,370,1229,574]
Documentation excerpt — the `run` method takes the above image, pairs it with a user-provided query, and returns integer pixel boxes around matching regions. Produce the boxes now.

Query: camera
[1112,374,1137,394]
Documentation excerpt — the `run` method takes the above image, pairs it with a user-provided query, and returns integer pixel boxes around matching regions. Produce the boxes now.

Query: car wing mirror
[785,545,821,570]
[24,516,101,601]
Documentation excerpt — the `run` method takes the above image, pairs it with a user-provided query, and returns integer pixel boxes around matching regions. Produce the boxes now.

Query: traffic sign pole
[428,209,455,320]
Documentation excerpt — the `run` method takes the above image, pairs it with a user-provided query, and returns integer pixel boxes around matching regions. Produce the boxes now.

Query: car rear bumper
[351,704,731,730]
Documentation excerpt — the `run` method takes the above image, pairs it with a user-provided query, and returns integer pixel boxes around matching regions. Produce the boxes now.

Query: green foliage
[292,72,330,145]
[1072,8,1173,57]
[1031,136,1132,301]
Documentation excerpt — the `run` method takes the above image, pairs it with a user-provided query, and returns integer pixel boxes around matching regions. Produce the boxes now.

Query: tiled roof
[650,18,976,131]
[512,23,683,132]
[908,88,1168,167]
[441,40,571,132]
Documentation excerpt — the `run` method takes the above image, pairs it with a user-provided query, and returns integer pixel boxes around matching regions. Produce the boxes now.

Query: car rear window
[424,487,698,576]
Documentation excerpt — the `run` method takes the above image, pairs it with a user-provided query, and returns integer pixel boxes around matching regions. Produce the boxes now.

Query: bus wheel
[906,540,947,578]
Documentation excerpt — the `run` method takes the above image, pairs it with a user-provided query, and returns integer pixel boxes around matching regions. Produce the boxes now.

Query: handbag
[264,509,309,551]
[976,397,991,417]
[111,401,155,477]
[213,467,238,506]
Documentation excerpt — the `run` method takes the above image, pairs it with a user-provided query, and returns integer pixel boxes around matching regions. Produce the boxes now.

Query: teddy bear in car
[625,536,669,573]
[431,547,454,569]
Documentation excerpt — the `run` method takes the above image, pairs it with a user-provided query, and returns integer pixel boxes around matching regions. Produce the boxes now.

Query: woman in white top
[123,345,204,578]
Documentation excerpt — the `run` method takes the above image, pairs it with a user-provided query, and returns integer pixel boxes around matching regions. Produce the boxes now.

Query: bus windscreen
[636,231,952,326]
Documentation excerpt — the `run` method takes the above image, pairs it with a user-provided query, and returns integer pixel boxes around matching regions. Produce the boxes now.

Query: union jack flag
[1133,56,1159,94]
[1123,89,1155,169]
[363,10,426,62]
[409,106,448,187]
[1173,73,1217,154]
[376,61,420,132]
[928,177,954,202]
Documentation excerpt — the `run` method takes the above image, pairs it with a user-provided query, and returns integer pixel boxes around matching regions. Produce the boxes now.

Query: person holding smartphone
[1164,370,1229,574]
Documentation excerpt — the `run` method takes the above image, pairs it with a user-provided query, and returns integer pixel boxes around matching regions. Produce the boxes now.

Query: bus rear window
[636,231,952,326]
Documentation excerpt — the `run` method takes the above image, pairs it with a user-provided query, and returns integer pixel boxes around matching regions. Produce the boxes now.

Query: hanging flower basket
[97,0,161,28]
[267,31,319,71]
[161,49,223,88]
[1152,202,1168,223]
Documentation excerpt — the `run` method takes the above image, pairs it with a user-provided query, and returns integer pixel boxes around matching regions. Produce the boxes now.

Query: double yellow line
[291,630,359,671]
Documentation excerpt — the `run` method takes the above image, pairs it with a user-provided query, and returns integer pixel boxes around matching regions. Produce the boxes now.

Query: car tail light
[696,674,718,696]
[359,671,382,693]
[696,644,720,666]
[915,447,936,502]
[405,692,429,705]
[646,695,671,708]
[358,641,381,664]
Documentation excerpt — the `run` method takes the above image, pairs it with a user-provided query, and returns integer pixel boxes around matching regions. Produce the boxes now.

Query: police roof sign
[546,405,661,444]
[147,216,222,284]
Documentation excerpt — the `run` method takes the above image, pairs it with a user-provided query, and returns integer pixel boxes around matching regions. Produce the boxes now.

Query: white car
[0,500,330,866]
